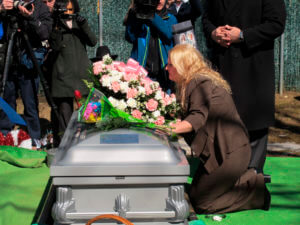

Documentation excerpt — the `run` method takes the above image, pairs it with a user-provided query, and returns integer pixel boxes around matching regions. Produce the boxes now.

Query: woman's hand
[170,120,193,134]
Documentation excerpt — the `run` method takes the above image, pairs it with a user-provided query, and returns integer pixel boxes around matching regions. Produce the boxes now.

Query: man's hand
[224,25,242,44]
[211,26,231,48]
[0,0,14,11]
[18,4,34,18]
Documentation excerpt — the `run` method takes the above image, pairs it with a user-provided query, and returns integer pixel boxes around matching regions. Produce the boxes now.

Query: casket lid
[50,116,189,177]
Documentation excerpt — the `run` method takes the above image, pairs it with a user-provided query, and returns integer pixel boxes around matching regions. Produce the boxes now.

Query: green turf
[188,157,300,225]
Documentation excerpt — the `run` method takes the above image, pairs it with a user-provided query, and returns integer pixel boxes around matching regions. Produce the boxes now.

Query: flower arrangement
[87,55,180,126]
[0,129,32,149]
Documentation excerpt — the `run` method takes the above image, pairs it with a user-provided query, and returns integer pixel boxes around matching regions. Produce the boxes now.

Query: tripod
[0,14,66,136]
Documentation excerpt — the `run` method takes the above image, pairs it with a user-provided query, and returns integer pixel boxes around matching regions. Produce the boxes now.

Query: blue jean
[0,67,41,141]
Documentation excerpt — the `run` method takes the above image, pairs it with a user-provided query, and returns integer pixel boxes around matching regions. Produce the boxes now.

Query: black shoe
[263,174,271,183]
[263,186,271,210]
[188,212,198,221]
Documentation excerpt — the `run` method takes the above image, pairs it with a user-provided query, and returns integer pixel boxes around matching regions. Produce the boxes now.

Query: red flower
[0,132,5,145]
[17,129,30,146]
[74,90,82,99]
[5,133,14,146]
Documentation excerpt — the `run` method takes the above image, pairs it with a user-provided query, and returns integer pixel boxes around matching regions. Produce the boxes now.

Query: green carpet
[0,147,299,225]
[0,147,50,225]
[189,157,300,225]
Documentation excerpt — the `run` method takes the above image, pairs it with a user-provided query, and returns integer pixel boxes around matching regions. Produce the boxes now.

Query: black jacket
[168,0,202,27]
[202,0,286,130]
[49,17,97,98]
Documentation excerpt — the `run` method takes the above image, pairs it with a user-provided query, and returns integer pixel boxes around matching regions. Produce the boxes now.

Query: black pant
[248,128,269,173]
[51,97,73,147]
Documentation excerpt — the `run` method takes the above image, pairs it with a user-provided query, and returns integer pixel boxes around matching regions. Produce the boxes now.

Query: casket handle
[86,214,134,225]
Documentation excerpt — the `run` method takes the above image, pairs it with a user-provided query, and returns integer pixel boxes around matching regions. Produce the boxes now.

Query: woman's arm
[170,120,193,134]
[173,79,212,134]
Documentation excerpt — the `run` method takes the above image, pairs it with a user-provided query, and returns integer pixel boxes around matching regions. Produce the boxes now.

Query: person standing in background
[47,0,97,147]
[0,0,52,149]
[167,0,202,27]
[125,0,177,93]
[202,0,286,174]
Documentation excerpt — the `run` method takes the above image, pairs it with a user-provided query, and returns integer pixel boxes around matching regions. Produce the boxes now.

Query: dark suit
[182,77,267,213]
[202,0,286,172]
[168,0,202,27]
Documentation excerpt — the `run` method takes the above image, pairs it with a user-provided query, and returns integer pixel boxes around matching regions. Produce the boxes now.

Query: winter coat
[125,12,177,69]
[49,18,97,98]
[202,0,286,130]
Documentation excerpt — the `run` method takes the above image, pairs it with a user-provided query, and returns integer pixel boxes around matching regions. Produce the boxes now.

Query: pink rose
[111,81,121,93]
[146,99,158,112]
[127,88,138,99]
[132,109,143,119]
[154,116,165,125]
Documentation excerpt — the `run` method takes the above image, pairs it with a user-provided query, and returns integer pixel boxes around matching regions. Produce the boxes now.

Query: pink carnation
[132,109,143,119]
[144,84,153,95]
[126,88,138,99]
[93,62,103,75]
[111,81,121,93]
[163,95,172,106]
[154,116,165,125]
[146,99,158,112]
[105,65,114,71]
[124,72,139,82]
[114,62,126,72]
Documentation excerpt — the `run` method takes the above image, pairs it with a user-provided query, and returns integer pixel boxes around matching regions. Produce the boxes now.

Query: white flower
[138,86,146,95]
[127,98,137,108]
[101,76,111,87]
[155,90,162,100]
[103,54,113,64]
[116,99,127,111]
[152,110,160,118]
[108,96,118,107]
[150,81,160,90]
[120,81,129,93]
[148,118,154,123]
[110,70,123,81]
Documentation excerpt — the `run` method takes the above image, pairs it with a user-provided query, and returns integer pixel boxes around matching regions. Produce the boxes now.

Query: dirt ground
[16,91,300,144]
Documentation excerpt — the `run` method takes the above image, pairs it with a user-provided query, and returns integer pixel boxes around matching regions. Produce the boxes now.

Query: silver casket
[50,113,190,225]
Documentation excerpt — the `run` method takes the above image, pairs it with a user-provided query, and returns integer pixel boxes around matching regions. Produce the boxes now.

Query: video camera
[134,0,159,20]
[13,0,35,11]
[53,4,76,20]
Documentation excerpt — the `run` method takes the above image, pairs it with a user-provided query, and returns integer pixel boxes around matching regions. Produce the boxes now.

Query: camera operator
[0,0,52,148]
[46,0,97,147]
[124,0,177,93]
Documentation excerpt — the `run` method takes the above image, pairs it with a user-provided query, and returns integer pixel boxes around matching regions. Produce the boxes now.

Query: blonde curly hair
[168,44,231,108]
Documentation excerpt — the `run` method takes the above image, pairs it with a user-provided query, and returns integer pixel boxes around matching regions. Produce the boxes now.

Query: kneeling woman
[166,44,270,214]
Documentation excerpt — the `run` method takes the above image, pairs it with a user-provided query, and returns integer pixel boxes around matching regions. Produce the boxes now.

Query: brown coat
[181,77,266,213]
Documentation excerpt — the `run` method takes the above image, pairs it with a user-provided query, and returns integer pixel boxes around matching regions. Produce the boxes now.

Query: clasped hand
[211,25,241,48]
